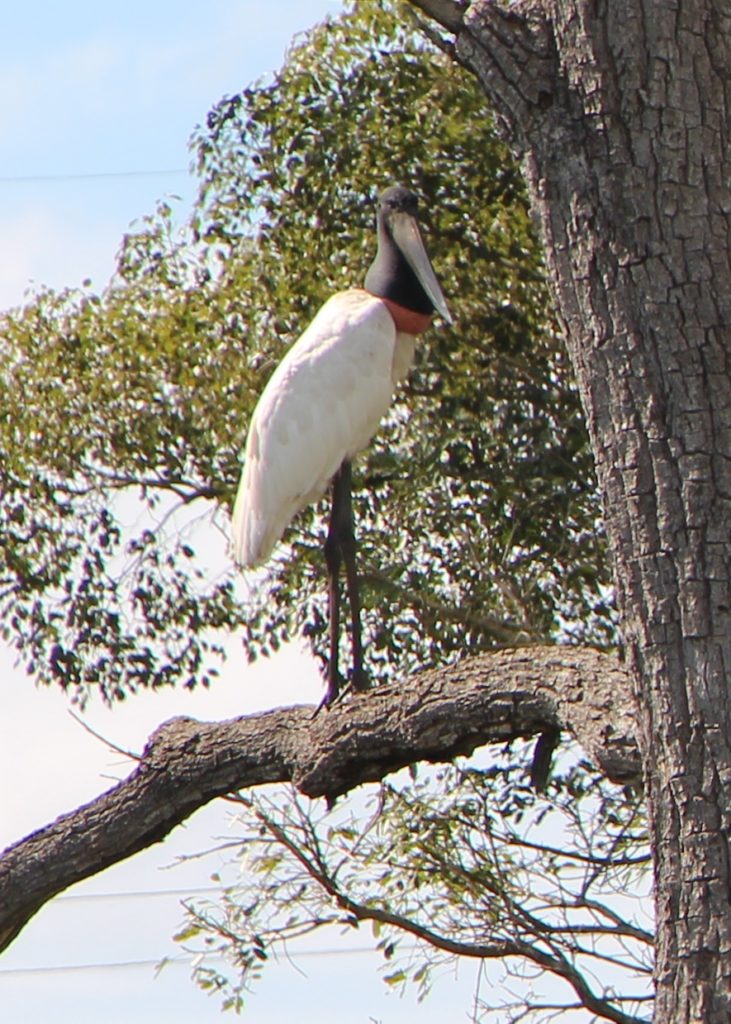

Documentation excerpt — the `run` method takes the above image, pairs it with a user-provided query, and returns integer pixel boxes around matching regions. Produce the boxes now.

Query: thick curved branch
[410,0,556,146]
[409,0,466,34]
[0,645,638,954]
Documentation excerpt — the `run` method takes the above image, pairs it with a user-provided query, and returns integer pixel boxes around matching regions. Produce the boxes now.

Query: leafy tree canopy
[0,0,612,705]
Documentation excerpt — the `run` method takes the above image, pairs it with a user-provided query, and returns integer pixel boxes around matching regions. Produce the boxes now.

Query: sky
[0,3,481,1022]
[0,1,339,309]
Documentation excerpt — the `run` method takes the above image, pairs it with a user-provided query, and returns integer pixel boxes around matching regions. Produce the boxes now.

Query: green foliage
[0,0,612,702]
[0,224,246,700]
[178,749,652,1021]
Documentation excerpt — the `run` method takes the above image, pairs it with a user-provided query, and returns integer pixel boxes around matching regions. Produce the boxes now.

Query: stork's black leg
[337,462,368,692]
[320,460,367,707]
[322,481,344,707]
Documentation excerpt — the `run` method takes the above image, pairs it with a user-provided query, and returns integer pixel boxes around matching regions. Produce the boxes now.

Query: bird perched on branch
[232,185,451,705]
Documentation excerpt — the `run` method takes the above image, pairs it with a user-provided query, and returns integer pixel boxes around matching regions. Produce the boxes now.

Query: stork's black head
[379,184,420,221]
[364,186,451,322]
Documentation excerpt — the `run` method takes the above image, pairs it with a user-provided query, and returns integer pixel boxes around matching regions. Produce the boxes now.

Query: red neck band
[378,297,433,335]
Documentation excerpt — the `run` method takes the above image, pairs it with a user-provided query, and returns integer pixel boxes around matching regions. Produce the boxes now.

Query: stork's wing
[231,289,402,567]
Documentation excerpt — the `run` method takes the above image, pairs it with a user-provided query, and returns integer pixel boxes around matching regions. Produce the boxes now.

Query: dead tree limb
[0,645,637,954]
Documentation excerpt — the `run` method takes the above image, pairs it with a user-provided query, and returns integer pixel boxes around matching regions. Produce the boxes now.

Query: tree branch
[0,645,638,954]
[409,0,557,146]
[247,797,646,1024]
[408,0,466,35]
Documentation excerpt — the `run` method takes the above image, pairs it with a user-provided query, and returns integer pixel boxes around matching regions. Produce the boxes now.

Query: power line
[2,888,399,977]
[0,168,188,184]
[0,957,189,977]
[55,885,221,904]
[0,945,386,978]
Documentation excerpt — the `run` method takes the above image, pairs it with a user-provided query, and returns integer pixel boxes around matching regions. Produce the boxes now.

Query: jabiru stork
[231,185,451,705]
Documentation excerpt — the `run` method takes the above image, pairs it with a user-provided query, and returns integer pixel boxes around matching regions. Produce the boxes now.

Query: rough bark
[0,645,635,955]
[410,1,731,1021]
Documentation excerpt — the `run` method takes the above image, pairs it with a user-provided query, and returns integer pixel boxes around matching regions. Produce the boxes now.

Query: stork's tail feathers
[231,493,268,568]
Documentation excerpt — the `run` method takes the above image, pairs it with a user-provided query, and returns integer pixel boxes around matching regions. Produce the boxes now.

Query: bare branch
[408,0,466,34]
[409,0,558,145]
[0,645,638,954]
[246,800,647,1024]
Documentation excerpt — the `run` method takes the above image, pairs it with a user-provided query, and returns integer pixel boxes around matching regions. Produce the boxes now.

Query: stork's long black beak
[390,211,453,324]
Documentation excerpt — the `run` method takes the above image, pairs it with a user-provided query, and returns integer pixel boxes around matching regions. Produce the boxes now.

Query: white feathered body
[231,288,416,567]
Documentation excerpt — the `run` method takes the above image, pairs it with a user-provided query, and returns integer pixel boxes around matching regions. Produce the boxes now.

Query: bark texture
[411,1,731,1020]
[0,646,635,955]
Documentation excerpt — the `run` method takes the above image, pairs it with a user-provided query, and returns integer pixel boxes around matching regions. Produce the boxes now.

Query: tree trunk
[413,0,731,1020]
